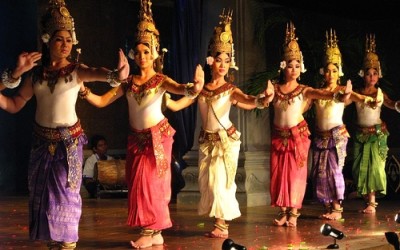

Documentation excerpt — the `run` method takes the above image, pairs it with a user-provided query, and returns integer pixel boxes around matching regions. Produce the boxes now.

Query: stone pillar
[178,0,271,207]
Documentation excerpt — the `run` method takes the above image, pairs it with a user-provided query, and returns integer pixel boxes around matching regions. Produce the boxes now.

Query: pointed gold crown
[323,29,343,76]
[282,22,301,62]
[362,34,382,77]
[208,9,233,56]
[135,0,160,59]
[281,22,305,73]
[208,9,238,70]
[41,0,78,45]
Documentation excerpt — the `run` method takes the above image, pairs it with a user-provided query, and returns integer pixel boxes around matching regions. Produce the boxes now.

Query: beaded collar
[32,63,77,93]
[126,73,166,105]
[274,83,305,111]
[199,82,235,102]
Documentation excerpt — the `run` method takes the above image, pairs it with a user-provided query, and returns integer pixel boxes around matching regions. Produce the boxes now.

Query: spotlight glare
[395,213,400,223]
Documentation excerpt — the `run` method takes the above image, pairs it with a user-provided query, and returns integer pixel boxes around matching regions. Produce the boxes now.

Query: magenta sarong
[270,120,311,209]
[126,119,175,230]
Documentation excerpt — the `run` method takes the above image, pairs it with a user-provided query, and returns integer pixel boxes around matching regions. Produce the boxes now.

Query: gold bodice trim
[32,63,78,93]
[198,82,235,103]
[126,73,166,105]
[274,83,306,111]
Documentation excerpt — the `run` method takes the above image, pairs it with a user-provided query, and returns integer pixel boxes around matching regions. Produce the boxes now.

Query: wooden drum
[95,159,127,189]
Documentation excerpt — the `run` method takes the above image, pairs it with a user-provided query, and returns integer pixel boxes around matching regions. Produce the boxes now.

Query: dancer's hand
[14,52,42,76]
[192,64,204,93]
[117,49,130,81]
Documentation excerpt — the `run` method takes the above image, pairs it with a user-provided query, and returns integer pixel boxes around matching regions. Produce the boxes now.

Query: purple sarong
[311,125,349,203]
[28,121,87,242]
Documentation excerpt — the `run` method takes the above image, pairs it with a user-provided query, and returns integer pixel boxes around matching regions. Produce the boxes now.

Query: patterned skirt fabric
[29,122,87,242]
[352,123,388,197]
[311,125,349,203]
[126,119,175,230]
[270,120,311,209]
[197,128,242,221]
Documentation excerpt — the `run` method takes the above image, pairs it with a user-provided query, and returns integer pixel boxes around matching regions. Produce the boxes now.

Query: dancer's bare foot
[130,235,152,249]
[152,231,164,246]
[273,210,287,226]
[319,204,332,219]
[205,222,229,238]
[323,211,342,220]
[361,202,377,214]
[286,211,300,227]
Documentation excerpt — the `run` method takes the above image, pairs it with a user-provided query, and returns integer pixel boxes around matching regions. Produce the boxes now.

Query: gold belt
[316,125,348,139]
[273,122,308,138]
[33,120,83,142]
[357,123,387,134]
[200,126,236,142]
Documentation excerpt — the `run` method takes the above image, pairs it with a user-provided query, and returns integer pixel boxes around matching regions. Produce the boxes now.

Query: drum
[95,159,127,189]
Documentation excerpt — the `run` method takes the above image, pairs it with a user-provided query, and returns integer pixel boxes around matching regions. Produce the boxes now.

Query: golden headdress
[323,29,343,76]
[361,34,382,78]
[281,22,305,73]
[130,0,160,60]
[207,9,238,70]
[41,0,78,45]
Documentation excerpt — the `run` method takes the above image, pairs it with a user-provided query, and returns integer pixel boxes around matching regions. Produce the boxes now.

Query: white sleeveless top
[33,64,80,128]
[355,87,383,127]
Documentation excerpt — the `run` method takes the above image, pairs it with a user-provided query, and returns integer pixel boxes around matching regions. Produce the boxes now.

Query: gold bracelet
[1,69,21,89]
[184,83,199,99]
[255,94,266,109]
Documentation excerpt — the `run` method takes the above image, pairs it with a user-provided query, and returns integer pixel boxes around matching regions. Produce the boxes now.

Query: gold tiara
[208,9,233,56]
[323,29,343,76]
[362,34,382,77]
[41,0,78,45]
[135,0,160,59]
[281,22,306,73]
[282,22,301,62]
[207,9,238,70]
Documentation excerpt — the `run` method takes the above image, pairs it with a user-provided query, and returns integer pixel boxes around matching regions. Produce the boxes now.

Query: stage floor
[0,195,398,249]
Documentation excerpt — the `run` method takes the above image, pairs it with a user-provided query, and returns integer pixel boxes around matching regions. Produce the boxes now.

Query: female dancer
[0,1,129,249]
[270,23,353,227]
[311,30,375,220]
[80,0,204,248]
[352,34,400,214]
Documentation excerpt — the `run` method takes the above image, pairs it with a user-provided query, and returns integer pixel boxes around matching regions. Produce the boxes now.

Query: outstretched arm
[163,65,204,97]
[305,80,352,102]
[383,92,399,111]
[0,77,34,113]
[77,49,129,86]
[231,100,257,110]
[231,80,274,110]
[79,84,123,108]
[1,52,42,91]
[164,93,196,112]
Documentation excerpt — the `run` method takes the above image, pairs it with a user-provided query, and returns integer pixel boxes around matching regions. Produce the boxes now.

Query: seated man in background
[83,134,113,198]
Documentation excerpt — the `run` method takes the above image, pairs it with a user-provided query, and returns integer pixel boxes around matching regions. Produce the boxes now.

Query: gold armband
[184,83,199,99]
[106,69,124,87]
[255,94,268,109]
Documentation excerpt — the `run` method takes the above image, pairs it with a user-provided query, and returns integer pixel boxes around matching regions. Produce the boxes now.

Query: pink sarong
[270,120,311,209]
[126,119,175,230]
